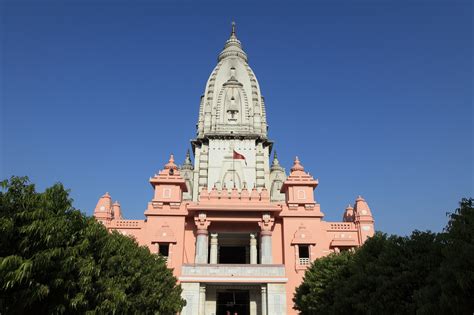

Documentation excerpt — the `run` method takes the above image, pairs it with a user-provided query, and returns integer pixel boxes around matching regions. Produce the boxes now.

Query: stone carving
[194,213,210,235]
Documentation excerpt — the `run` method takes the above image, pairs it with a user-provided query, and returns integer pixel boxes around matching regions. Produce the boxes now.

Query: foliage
[0,176,185,314]
[293,251,353,314]
[415,198,474,314]
[293,198,473,315]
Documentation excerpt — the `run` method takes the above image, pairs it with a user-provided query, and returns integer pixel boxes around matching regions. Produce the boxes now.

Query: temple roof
[196,22,268,139]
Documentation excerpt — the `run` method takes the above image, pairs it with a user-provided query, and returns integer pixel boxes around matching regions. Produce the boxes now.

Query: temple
[93,23,375,315]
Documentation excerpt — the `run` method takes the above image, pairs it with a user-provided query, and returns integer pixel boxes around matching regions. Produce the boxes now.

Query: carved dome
[196,22,268,139]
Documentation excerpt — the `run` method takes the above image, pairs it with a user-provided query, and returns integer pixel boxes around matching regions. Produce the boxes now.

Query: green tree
[415,198,474,314]
[293,251,353,314]
[293,198,473,315]
[0,176,185,314]
[333,231,442,314]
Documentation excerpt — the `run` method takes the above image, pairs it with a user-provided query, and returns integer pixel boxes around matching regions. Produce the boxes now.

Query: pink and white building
[94,24,375,315]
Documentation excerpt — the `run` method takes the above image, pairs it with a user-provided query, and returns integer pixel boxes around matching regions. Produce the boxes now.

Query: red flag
[233,150,247,165]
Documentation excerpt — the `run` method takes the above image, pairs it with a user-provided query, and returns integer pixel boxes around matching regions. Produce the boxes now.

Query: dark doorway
[216,290,250,315]
[219,246,246,264]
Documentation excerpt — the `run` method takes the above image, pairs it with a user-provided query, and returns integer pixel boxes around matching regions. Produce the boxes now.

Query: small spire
[272,151,279,165]
[231,21,236,36]
[291,156,305,173]
[218,21,247,62]
[185,150,192,164]
[181,149,194,170]
[164,154,178,170]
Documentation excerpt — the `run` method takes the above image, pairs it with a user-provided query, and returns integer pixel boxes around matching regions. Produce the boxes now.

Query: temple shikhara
[93,23,375,315]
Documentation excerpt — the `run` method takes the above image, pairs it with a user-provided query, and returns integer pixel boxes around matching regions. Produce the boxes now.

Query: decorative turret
[93,192,113,225]
[270,151,286,201]
[180,150,194,201]
[181,150,193,170]
[342,204,354,222]
[270,151,284,172]
[112,201,123,220]
[281,157,322,215]
[149,155,188,209]
[353,196,375,243]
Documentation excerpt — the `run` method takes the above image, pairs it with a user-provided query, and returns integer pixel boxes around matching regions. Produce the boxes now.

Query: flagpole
[233,152,235,188]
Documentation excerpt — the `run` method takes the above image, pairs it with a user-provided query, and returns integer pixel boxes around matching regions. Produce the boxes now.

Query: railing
[298,258,310,266]
[328,223,354,231]
[112,220,142,228]
[181,264,286,279]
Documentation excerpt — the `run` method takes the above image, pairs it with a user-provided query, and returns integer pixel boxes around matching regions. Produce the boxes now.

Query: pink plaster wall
[93,156,375,313]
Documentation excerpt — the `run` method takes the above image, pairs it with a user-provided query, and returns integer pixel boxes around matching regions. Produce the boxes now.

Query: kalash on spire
[93,22,375,315]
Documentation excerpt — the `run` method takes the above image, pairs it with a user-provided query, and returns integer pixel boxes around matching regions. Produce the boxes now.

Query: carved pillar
[250,233,258,264]
[210,233,218,264]
[194,213,210,264]
[198,285,206,315]
[261,285,267,315]
[258,214,274,264]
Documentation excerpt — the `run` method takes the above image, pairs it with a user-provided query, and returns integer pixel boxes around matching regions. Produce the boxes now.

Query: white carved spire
[218,21,248,62]
[191,23,272,199]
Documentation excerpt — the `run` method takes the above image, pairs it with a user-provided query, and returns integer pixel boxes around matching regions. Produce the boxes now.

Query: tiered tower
[190,23,273,200]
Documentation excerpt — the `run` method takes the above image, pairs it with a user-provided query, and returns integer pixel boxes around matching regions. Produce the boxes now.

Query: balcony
[298,258,310,266]
[179,264,287,283]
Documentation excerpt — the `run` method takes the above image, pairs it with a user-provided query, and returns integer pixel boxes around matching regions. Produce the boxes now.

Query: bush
[0,176,185,314]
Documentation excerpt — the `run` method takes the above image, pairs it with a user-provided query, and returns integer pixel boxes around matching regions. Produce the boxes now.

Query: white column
[194,213,210,264]
[261,285,267,315]
[210,233,218,264]
[198,285,206,315]
[250,233,258,264]
[195,232,208,264]
[260,232,272,264]
[258,214,274,264]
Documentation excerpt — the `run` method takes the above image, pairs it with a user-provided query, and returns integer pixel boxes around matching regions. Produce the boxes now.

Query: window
[158,243,169,258]
[298,245,310,265]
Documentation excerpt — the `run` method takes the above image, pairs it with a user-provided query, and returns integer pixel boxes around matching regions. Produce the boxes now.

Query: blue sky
[1,0,472,235]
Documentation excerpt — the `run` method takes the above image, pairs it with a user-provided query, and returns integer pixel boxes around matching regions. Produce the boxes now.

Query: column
[195,213,210,264]
[258,214,274,264]
[195,232,208,264]
[198,285,206,315]
[261,285,267,315]
[260,232,272,264]
[250,233,258,264]
[210,233,218,264]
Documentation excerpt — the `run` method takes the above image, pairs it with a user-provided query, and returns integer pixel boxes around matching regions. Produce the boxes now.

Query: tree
[333,231,442,314]
[0,176,185,314]
[293,251,353,314]
[415,198,474,314]
[293,198,473,315]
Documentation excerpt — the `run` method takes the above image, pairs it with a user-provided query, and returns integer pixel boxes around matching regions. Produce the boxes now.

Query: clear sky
[1,0,472,235]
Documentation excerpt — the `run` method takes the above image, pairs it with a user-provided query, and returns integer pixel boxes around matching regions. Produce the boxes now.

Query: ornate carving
[153,222,177,243]
[291,224,315,245]
[194,212,210,235]
[258,213,274,236]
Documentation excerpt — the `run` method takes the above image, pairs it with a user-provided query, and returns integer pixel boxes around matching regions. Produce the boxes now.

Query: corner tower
[192,22,272,200]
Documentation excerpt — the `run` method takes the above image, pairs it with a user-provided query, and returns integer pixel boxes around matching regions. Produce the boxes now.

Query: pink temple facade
[93,24,374,315]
